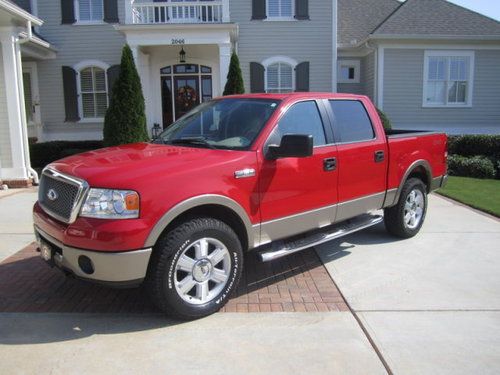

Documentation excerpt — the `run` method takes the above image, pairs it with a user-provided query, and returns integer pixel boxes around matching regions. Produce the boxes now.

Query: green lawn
[437,176,500,217]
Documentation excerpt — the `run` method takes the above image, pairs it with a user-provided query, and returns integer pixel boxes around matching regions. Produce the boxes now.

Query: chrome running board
[258,214,383,262]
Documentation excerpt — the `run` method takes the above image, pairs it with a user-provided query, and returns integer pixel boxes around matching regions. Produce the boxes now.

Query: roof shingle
[373,0,500,36]
[338,0,401,45]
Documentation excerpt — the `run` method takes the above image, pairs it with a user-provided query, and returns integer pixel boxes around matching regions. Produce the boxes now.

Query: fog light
[78,256,94,275]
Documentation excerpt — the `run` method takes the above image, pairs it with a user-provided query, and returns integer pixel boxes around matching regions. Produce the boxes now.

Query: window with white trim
[423,51,474,107]
[76,0,103,22]
[266,62,294,93]
[267,0,293,19]
[337,60,360,84]
[79,66,108,119]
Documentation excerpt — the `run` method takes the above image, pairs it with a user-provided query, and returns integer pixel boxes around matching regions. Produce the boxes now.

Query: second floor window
[79,66,108,118]
[77,0,104,22]
[267,0,293,19]
[266,62,294,93]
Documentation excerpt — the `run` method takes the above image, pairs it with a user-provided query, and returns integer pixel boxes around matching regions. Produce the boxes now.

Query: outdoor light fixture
[179,47,186,63]
[152,123,162,139]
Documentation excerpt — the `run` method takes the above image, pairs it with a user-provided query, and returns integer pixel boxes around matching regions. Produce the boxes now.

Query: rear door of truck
[324,98,389,222]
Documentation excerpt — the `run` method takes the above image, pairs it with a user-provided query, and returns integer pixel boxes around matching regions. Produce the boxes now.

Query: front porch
[115,17,237,133]
[0,0,55,187]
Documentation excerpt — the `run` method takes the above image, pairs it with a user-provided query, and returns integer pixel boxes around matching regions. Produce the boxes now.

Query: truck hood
[49,143,249,189]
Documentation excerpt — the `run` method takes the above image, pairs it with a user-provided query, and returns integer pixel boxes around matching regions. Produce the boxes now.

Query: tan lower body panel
[35,226,152,283]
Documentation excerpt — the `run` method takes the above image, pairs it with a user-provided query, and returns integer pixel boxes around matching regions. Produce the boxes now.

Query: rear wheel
[146,218,243,320]
[384,178,427,238]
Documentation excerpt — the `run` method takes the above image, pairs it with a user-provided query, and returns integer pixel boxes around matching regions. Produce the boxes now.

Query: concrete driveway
[0,190,499,374]
[0,189,37,261]
[316,195,500,374]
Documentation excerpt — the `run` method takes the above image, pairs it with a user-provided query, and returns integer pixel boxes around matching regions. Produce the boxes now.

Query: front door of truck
[327,99,388,222]
[258,100,338,243]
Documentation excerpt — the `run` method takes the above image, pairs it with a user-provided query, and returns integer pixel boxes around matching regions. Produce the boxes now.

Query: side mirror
[266,134,313,160]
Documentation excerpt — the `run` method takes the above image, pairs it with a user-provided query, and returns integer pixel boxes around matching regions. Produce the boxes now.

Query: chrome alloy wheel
[174,238,231,305]
[404,189,425,230]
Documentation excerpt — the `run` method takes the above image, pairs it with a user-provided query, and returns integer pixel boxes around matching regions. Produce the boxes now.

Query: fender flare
[386,159,432,207]
[144,194,256,249]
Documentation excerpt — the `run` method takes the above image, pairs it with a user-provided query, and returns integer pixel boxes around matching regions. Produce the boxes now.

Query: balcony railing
[126,0,230,24]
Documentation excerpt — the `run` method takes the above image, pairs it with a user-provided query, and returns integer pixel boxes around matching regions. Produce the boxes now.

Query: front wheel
[146,218,243,320]
[384,178,427,238]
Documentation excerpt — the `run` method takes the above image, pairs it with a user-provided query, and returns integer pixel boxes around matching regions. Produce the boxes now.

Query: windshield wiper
[167,137,216,149]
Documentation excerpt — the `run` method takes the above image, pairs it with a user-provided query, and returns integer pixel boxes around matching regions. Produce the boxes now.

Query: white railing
[127,0,229,24]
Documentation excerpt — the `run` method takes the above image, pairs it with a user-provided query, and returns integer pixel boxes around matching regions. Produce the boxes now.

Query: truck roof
[218,92,369,101]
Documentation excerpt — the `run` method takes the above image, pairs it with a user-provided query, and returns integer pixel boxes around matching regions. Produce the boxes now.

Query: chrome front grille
[38,168,89,224]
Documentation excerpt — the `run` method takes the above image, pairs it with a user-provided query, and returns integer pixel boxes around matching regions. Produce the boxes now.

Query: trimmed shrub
[103,44,149,146]
[377,108,392,130]
[447,135,500,159]
[223,52,245,95]
[30,141,103,169]
[448,155,496,179]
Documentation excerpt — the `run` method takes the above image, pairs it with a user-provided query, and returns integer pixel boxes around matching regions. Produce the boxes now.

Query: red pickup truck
[33,93,447,319]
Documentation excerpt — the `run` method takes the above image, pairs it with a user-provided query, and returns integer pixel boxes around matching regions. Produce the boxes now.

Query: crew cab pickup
[33,93,447,319]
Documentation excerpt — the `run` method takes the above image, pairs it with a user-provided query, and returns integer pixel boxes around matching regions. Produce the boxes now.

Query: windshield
[157,98,281,150]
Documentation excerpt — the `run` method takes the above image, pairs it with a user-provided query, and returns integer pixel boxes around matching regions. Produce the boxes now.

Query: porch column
[222,0,230,22]
[0,31,29,181]
[124,0,133,24]
[130,45,153,135]
[218,43,231,96]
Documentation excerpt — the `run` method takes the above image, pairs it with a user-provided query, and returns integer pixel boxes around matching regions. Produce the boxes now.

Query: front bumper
[35,226,152,287]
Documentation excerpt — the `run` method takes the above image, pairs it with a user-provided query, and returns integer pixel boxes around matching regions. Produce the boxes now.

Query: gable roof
[373,0,500,37]
[338,0,401,46]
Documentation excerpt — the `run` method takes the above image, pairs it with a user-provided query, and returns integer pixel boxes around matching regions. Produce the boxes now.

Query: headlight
[80,189,140,219]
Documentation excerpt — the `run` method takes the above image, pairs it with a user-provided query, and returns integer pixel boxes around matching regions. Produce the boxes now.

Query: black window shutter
[107,64,121,101]
[103,0,119,23]
[250,62,265,93]
[295,0,309,20]
[61,0,76,24]
[295,62,310,92]
[62,66,80,122]
[252,0,267,20]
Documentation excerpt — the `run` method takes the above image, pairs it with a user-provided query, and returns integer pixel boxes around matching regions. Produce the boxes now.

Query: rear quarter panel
[387,133,448,191]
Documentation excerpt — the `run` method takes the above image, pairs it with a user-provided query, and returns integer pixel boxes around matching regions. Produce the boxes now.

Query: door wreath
[177,85,197,109]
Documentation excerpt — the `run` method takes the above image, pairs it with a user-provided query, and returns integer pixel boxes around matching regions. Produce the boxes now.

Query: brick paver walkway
[0,243,347,313]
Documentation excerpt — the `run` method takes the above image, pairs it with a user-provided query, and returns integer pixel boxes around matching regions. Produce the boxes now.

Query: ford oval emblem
[47,189,58,201]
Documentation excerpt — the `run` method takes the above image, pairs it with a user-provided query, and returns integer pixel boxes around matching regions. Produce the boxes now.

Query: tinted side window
[277,101,326,146]
[329,100,375,143]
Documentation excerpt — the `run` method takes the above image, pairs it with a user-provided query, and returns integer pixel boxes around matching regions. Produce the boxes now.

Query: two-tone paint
[33,92,448,284]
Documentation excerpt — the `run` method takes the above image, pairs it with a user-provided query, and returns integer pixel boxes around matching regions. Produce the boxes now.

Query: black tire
[384,178,427,238]
[146,218,243,320]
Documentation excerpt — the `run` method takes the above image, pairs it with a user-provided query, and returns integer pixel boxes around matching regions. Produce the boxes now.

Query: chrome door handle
[323,157,337,171]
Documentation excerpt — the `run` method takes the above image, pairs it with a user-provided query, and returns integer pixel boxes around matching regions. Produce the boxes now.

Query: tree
[377,108,392,130]
[103,45,149,146]
[223,52,245,95]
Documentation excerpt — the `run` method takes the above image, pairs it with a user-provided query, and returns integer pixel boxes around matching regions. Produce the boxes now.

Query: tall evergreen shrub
[223,52,245,95]
[103,45,149,146]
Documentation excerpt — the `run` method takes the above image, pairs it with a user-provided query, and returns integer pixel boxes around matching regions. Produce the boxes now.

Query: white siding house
[2,0,500,187]
[0,0,54,187]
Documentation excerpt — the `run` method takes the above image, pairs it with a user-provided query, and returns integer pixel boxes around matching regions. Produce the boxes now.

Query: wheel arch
[388,160,432,207]
[144,195,256,251]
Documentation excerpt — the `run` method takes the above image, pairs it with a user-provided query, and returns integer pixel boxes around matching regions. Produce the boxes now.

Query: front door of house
[160,64,213,128]
[174,76,200,119]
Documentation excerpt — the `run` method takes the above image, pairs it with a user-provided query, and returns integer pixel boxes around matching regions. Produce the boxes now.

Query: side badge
[234,169,256,179]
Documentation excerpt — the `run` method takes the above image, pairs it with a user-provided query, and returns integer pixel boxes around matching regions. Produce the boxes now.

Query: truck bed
[385,129,448,193]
